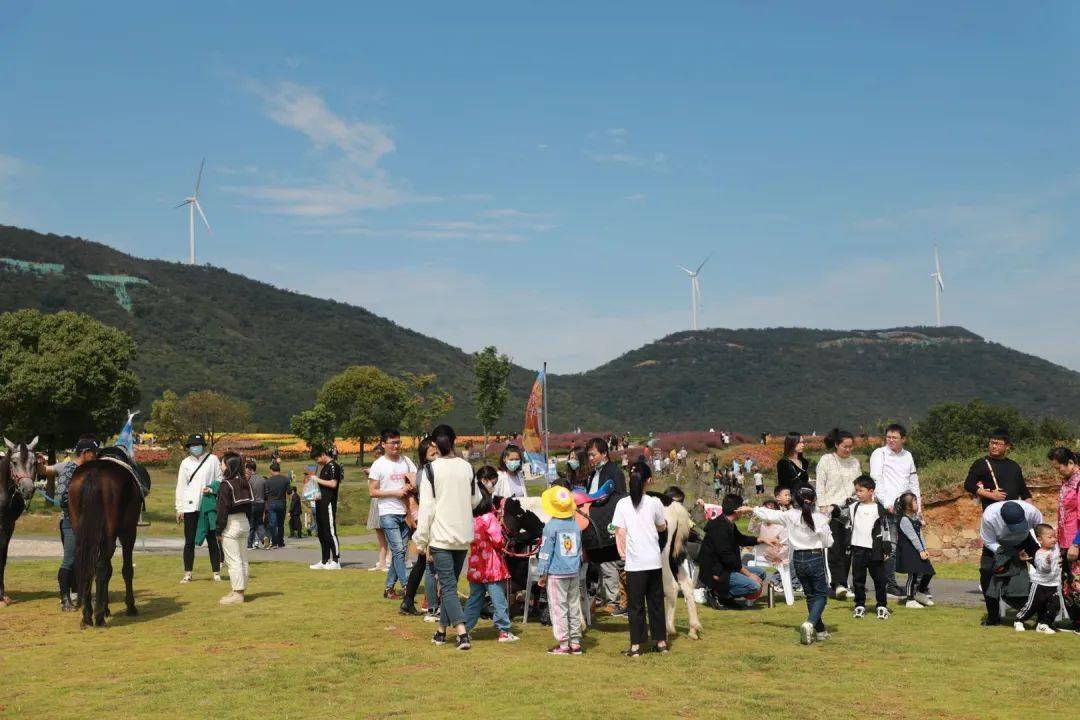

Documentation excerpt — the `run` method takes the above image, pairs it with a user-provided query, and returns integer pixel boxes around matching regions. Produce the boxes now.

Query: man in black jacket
[698,494,764,606]
[586,437,628,613]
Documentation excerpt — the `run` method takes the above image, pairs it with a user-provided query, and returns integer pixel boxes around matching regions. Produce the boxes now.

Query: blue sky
[3,2,1079,373]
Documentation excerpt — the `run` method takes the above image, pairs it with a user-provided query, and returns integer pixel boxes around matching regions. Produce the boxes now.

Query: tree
[400,373,455,442]
[909,399,1038,463]
[290,403,337,450]
[472,346,511,452]
[145,389,184,445]
[173,390,251,447]
[0,309,140,451]
[317,365,409,464]
[145,389,251,448]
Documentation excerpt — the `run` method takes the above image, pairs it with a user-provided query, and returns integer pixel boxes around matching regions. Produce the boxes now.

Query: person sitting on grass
[462,491,519,643]
[895,492,935,609]
[1014,523,1063,634]
[847,476,893,620]
[748,498,794,604]
[697,494,765,608]
[537,485,585,655]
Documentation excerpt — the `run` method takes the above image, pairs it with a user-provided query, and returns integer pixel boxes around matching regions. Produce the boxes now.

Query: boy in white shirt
[1014,524,1062,634]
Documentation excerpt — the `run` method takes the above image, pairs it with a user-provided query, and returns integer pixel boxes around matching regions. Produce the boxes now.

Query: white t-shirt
[369,455,417,516]
[493,470,527,498]
[753,472,764,487]
[612,495,667,572]
[851,502,878,549]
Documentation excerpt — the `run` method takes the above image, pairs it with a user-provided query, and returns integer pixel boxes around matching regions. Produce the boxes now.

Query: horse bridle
[497,501,543,559]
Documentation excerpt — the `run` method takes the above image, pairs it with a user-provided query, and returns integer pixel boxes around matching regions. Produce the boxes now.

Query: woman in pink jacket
[1048,446,1080,629]
[461,495,520,643]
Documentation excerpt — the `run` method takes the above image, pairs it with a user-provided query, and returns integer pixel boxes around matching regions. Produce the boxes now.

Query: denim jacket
[536,517,582,577]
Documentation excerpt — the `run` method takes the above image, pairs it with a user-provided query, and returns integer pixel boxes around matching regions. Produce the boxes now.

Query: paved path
[9,533,985,607]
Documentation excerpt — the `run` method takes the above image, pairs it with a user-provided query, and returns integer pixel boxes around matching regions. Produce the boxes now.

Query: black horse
[500,497,544,595]
[0,437,39,605]
[68,455,144,628]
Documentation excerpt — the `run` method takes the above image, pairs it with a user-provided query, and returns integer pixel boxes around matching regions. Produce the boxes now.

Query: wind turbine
[175,158,210,265]
[677,255,711,331]
[931,245,944,327]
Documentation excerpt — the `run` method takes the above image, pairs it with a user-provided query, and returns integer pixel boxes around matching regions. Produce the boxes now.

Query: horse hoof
[94,616,107,627]
[1,596,13,606]
[104,607,111,617]
[126,606,138,617]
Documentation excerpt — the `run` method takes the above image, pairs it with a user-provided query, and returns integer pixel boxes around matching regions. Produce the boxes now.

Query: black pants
[850,547,887,609]
[626,568,666,647]
[1015,583,1060,625]
[182,511,221,573]
[288,513,302,537]
[402,551,427,608]
[905,570,934,599]
[315,497,340,563]
[979,547,1000,622]
[828,515,851,589]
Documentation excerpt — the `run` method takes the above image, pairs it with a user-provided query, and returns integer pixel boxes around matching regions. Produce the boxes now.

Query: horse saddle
[95,446,152,497]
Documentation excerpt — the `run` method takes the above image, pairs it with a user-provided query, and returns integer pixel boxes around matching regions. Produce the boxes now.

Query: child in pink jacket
[462,497,519,642]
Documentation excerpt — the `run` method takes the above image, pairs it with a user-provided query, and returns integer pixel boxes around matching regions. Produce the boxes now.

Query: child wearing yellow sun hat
[537,486,584,655]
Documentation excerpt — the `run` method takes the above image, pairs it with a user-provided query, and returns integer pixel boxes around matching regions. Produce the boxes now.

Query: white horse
[662,500,702,640]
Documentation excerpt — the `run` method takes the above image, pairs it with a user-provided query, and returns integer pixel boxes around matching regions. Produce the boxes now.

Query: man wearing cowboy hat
[175,433,223,584]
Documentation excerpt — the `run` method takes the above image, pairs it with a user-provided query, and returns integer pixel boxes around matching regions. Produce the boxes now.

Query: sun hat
[542,485,575,519]
[184,433,207,448]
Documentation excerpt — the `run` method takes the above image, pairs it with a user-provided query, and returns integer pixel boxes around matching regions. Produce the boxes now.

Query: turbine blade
[195,200,211,231]
[194,157,205,196]
[695,253,712,274]
[936,275,944,292]
[174,199,191,209]
[677,265,693,275]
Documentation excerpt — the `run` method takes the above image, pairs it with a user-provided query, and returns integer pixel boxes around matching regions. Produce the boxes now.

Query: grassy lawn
[19,455,374,537]
[2,556,1076,719]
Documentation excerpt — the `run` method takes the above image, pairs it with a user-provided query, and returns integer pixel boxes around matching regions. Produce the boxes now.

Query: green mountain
[4,225,1079,434]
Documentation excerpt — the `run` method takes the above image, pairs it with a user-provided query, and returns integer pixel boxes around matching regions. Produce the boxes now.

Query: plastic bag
[302,476,321,502]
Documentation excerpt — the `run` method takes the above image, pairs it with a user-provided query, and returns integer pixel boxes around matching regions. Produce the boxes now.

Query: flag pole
[542,362,549,463]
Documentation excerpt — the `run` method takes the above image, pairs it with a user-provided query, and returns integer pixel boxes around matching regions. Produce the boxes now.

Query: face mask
[506,460,521,473]
[593,459,605,470]
[189,445,204,457]
[567,458,580,470]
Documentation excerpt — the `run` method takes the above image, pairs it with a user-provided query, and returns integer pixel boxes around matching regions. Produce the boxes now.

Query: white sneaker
[367,564,385,572]
[309,562,326,570]
[905,599,924,609]
[834,586,849,600]
[180,574,192,584]
[212,573,222,582]
[815,630,831,641]
[852,606,866,619]
[799,621,815,645]
[877,607,891,620]
[323,561,341,570]
[1014,621,1026,632]
[916,592,934,607]
[1035,624,1056,635]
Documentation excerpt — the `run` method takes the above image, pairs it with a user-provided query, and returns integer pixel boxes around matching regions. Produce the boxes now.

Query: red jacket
[467,511,509,583]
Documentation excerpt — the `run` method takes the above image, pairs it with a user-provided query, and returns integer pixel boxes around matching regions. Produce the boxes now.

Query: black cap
[1000,501,1028,532]
[74,438,101,454]
[184,433,207,448]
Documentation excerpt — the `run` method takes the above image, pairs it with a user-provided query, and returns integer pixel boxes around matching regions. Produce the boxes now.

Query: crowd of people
[30,419,1079,652]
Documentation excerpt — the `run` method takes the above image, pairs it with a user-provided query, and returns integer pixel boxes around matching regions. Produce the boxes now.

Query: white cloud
[479,208,546,219]
[232,80,424,217]
[254,80,394,169]
[587,151,667,169]
[624,193,646,202]
[0,154,22,184]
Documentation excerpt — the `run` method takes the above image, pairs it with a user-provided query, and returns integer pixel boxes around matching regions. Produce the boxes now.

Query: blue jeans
[431,548,467,628]
[59,516,76,571]
[728,567,767,597]
[266,500,286,547]
[793,551,828,632]
[379,514,411,590]
[463,580,511,632]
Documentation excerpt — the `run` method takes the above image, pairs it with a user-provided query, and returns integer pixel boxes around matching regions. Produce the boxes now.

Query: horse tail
[74,467,105,594]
